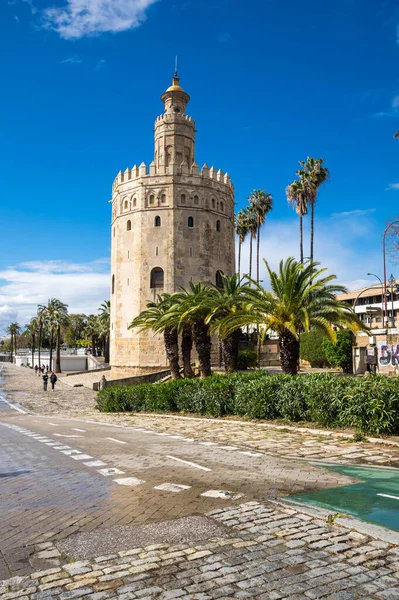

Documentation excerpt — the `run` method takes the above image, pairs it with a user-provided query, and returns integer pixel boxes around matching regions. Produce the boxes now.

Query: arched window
[161,194,166,204]
[220,201,224,212]
[212,198,216,209]
[216,270,224,288]
[149,194,155,205]
[150,267,164,289]
[181,194,186,204]
[188,216,194,228]
[112,275,115,294]
[194,195,199,205]
[155,216,161,227]
[132,197,137,207]
[124,200,128,210]
[216,220,221,232]
[127,220,131,231]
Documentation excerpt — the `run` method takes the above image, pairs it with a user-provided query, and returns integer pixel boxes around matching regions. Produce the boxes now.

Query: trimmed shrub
[300,330,328,367]
[323,330,354,373]
[96,371,399,435]
[237,349,258,370]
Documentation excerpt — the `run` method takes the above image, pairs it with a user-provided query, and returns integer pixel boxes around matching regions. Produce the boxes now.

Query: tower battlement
[112,162,233,192]
[154,113,195,125]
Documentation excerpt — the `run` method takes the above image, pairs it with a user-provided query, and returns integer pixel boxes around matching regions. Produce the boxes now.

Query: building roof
[337,280,399,301]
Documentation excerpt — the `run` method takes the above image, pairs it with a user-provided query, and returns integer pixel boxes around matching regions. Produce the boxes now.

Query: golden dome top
[166,76,185,92]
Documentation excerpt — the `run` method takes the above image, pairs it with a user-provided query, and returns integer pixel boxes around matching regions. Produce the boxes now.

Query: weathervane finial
[174,56,178,78]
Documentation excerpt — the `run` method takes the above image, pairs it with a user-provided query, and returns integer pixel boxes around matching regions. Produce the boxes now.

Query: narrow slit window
[127,220,131,231]
[216,220,221,232]
[188,216,194,228]
[155,216,161,227]
[189,247,193,257]
[112,275,115,294]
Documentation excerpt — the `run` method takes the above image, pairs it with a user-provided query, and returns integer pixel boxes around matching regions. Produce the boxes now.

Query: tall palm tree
[36,306,46,369]
[7,322,20,361]
[234,210,250,277]
[246,208,258,280]
[98,301,110,363]
[84,315,100,358]
[204,273,252,373]
[40,298,69,372]
[129,294,181,379]
[286,179,308,263]
[218,257,364,375]
[249,190,273,284]
[297,157,330,263]
[24,317,39,367]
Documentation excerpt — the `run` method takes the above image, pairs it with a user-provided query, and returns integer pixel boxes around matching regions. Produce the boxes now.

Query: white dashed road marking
[154,483,191,493]
[71,454,93,461]
[71,428,86,432]
[48,423,59,426]
[201,490,244,500]
[98,468,125,477]
[54,434,83,438]
[199,441,218,446]
[61,449,82,456]
[106,437,127,444]
[114,477,145,486]
[166,455,212,472]
[84,460,106,467]
[240,451,263,457]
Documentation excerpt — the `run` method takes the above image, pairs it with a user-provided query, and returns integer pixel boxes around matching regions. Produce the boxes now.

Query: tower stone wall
[110,75,235,375]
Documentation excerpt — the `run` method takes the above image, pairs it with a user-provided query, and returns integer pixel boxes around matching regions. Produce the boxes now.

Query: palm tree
[36,306,46,369]
[98,301,110,363]
[218,257,364,375]
[204,273,252,373]
[24,318,39,367]
[249,190,273,284]
[7,322,20,361]
[246,208,258,280]
[129,294,181,379]
[40,298,69,372]
[297,157,330,263]
[286,179,308,263]
[84,315,100,358]
[172,282,213,378]
[234,210,250,277]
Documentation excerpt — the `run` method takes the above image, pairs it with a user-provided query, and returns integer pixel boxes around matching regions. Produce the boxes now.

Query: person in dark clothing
[42,373,49,391]
[50,372,57,391]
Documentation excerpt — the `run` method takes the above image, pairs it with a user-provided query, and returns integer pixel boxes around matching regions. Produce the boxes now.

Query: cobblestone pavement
[1,500,399,599]
[3,364,399,468]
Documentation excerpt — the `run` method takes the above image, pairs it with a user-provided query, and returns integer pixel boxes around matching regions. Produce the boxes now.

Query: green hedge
[96,372,399,435]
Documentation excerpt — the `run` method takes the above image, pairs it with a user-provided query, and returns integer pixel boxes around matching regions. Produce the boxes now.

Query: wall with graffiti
[378,341,399,367]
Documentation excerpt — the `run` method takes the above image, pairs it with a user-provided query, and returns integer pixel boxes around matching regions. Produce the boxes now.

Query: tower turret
[154,74,196,170]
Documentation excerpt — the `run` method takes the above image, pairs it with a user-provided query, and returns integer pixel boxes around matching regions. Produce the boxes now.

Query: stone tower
[110,73,235,376]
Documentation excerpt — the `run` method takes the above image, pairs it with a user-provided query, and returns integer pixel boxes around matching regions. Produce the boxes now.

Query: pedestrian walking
[99,374,107,390]
[34,365,39,376]
[42,373,49,391]
[50,372,57,391]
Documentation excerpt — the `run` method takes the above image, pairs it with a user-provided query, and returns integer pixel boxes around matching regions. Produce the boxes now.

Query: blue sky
[0,0,398,332]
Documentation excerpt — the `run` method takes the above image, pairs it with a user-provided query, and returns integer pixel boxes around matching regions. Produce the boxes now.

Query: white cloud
[0,259,110,334]
[42,0,159,39]
[385,183,399,191]
[60,55,83,65]
[95,59,106,71]
[331,208,376,218]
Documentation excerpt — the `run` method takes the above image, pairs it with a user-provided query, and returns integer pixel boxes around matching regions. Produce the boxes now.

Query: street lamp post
[388,273,398,328]
[367,273,384,326]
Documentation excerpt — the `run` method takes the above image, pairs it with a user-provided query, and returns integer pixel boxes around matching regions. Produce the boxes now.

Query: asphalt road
[0,399,353,578]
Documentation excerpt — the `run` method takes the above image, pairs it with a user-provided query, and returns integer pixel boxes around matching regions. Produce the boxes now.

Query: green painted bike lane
[290,464,399,532]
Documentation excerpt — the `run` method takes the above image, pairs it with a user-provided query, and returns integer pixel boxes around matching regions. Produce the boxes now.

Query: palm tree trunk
[222,330,241,373]
[310,202,315,263]
[257,332,262,367]
[192,320,212,378]
[31,333,35,368]
[38,322,42,368]
[9,333,13,362]
[249,237,253,280]
[181,324,195,378]
[104,337,110,364]
[256,216,260,284]
[49,331,54,371]
[164,327,181,379]
[279,329,300,375]
[91,337,97,357]
[300,214,303,263]
[238,241,241,277]
[55,326,61,373]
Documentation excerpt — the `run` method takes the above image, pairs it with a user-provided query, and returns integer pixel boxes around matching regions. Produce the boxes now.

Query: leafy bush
[96,371,399,435]
[237,349,258,370]
[322,330,353,373]
[300,330,328,367]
